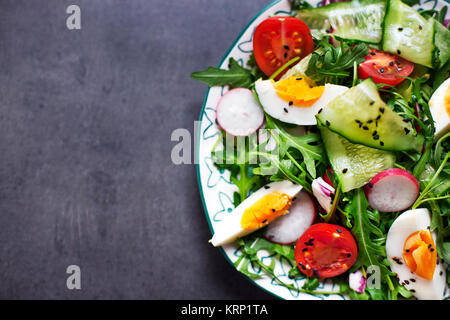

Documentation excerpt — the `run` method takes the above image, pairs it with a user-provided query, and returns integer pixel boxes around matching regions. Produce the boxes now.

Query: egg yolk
[274,76,325,107]
[445,85,450,117]
[402,229,437,280]
[240,191,292,230]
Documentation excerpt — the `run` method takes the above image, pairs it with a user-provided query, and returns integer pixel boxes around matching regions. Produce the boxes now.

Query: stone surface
[0,0,275,299]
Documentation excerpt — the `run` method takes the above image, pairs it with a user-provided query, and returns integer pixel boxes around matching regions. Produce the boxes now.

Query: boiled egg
[429,77,450,138]
[386,208,448,300]
[254,77,348,126]
[210,181,302,247]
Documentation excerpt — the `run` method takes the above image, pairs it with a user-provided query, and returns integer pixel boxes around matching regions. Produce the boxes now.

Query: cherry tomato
[295,223,358,279]
[358,49,414,87]
[253,17,314,78]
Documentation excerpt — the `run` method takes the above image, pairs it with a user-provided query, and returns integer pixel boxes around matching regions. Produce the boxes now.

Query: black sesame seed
[376,115,381,120]
[410,278,416,282]
[410,289,416,293]
[397,49,401,55]
[296,77,303,81]
[302,248,308,252]
[398,27,403,31]
[430,248,435,252]
[368,182,373,188]
[326,120,330,126]
[272,209,276,212]
[284,45,290,50]
[298,262,306,270]
[389,61,394,66]
[405,249,410,253]
[347,253,351,258]
[370,51,376,56]
[284,108,289,113]
[372,130,377,136]
[428,244,432,249]
[404,280,409,285]
[379,107,385,113]
[367,119,373,124]
[404,128,410,135]
[370,101,375,106]
[318,108,323,114]
[380,141,384,146]
[262,219,268,223]
[355,119,361,124]
[363,126,369,130]
[419,25,422,30]
[289,101,294,106]
[336,229,342,233]
[380,68,385,73]
[342,168,348,174]
[293,197,297,201]
[373,134,380,140]
[440,271,443,276]
[284,52,288,58]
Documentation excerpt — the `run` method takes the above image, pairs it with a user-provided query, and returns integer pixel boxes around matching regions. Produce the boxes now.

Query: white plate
[196,0,449,300]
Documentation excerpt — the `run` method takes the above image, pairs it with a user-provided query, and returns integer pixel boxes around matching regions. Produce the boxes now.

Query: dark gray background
[0,0,276,299]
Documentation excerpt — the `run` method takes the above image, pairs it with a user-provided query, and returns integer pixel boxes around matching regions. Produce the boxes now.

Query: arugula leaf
[305,40,369,85]
[349,189,391,278]
[290,0,313,11]
[265,115,326,179]
[211,134,266,206]
[191,57,255,89]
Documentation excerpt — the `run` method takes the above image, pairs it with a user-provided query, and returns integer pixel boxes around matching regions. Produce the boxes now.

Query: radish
[264,191,316,245]
[363,168,420,213]
[216,88,264,137]
[312,177,335,213]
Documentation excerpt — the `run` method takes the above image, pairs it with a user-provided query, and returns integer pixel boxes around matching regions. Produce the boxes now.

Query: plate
[196,0,449,300]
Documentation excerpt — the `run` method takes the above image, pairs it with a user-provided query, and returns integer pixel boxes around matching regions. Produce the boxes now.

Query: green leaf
[302,277,320,291]
[306,40,369,85]
[350,189,391,278]
[190,57,255,89]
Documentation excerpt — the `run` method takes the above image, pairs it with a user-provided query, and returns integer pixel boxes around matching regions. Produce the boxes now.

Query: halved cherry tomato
[295,223,358,279]
[358,49,414,87]
[253,17,314,78]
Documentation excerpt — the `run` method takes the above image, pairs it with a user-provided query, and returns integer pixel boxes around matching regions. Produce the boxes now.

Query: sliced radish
[216,88,264,137]
[312,177,335,213]
[264,191,316,245]
[363,168,420,213]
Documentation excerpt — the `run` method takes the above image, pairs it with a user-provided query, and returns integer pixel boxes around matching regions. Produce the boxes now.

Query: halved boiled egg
[386,208,448,300]
[210,181,302,247]
[254,77,348,126]
[429,77,450,138]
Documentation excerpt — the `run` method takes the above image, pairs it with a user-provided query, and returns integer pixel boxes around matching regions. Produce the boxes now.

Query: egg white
[429,77,450,138]
[209,181,302,247]
[254,79,348,126]
[386,208,448,300]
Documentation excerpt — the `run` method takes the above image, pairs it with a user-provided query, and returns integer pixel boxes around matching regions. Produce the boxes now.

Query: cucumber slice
[316,79,424,152]
[434,20,450,69]
[319,124,395,193]
[297,0,386,44]
[382,0,435,68]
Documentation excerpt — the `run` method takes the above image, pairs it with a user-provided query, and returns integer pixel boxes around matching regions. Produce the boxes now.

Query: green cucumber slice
[319,124,395,193]
[382,0,435,68]
[297,0,386,44]
[316,79,424,152]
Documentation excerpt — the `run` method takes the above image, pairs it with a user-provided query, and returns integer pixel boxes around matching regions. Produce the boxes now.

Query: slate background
[0,0,276,299]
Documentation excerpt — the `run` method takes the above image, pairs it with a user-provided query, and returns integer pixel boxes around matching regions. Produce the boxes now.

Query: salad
[192,0,450,300]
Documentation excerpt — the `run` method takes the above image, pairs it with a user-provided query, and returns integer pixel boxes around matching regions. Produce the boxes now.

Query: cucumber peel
[319,124,396,193]
[316,79,424,152]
